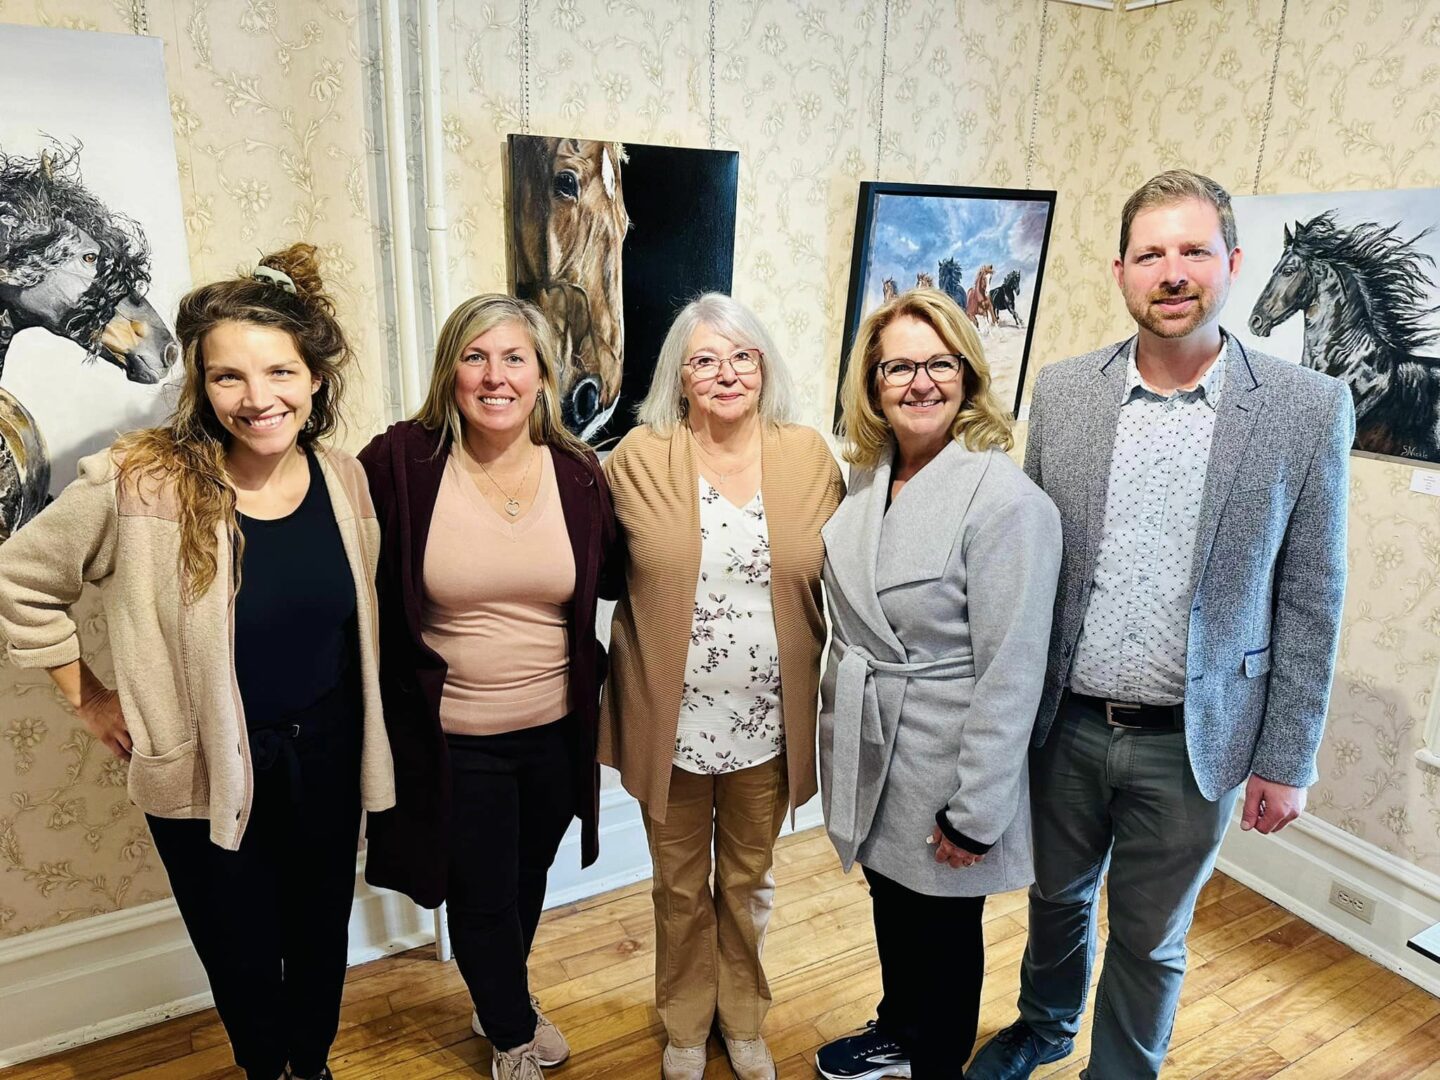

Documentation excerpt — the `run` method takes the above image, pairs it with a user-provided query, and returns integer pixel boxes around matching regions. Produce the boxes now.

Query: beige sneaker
[661,1041,707,1080]
[723,1035,776,1080]
[472,996,570,1066]
[492,1040,545,1080]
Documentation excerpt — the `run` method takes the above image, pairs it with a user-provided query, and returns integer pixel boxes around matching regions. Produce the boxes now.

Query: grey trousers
[1019,694,1241,1080]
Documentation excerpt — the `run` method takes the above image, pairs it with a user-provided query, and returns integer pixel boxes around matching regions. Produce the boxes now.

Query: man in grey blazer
[969,170,1353,1080]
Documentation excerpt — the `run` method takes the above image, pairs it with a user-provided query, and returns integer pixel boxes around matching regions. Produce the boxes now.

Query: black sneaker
[815,1020,912,1080]
[967,1020,1072,1080]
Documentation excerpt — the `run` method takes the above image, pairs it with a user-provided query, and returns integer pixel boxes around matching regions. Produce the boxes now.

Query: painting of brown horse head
[510,136,630,439]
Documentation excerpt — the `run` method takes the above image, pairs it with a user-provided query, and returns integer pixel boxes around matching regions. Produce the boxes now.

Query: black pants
[148,679,363,1080]
[865,865,987,1080]
[446,715,577,1051]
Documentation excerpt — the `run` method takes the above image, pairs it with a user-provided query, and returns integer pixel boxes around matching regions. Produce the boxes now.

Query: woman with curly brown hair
[0,244,394,1080]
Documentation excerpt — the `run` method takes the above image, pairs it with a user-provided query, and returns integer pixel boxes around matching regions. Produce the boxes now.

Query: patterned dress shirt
[1069,339,1227,705]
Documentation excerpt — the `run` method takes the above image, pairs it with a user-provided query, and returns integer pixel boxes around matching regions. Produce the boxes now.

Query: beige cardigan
[599,423,843,821]
[0,446,395,850]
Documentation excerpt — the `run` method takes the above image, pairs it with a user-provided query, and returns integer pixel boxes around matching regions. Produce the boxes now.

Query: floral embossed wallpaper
[0,0,1437,943]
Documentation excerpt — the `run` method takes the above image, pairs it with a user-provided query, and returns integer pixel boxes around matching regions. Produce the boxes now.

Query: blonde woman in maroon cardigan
[600,292,843,1080]
[360,295,619,1080]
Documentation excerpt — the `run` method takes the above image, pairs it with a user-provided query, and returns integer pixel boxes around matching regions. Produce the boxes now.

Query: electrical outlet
[1328,880,1376,924]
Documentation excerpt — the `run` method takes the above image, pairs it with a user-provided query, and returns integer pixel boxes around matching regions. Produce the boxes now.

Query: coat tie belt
[830,644,976,861]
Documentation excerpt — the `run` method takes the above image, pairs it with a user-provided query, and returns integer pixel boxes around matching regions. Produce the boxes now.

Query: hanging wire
[126,0,149,34]
[1024,0,1050,189]
[875,0,891,178]
[1253,0,1290,194]
[708,0,718,149]
[519,0,531,135]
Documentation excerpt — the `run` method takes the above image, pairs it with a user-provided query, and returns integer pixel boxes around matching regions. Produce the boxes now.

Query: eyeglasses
[874,354,965,386]
[685,348,763,380]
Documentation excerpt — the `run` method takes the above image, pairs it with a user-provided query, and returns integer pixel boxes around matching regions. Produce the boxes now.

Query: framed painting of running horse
[836,181,1057,423]
[1231,188,1440,466]
[0,25,189,540]
[506,133,739,447]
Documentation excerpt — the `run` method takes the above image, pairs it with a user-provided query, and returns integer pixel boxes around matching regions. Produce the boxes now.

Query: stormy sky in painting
[862,194,1050,311]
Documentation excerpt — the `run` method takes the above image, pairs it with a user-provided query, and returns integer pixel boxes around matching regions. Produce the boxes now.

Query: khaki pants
[642,756,789,1047]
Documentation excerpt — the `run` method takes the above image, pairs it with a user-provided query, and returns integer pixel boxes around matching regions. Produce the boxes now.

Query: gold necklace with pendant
[473,445,536,517]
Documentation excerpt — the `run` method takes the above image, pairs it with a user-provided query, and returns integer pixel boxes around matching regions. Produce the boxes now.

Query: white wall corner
[1216,810,1440,998]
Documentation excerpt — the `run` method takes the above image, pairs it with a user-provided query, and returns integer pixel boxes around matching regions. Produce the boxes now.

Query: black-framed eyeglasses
[685,348,763,380]
[875,354,965,386]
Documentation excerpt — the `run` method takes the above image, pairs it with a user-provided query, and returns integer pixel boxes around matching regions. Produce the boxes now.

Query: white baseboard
[1215,811,1440,997]
[0,848,431,1067]
[0,782,824,1067]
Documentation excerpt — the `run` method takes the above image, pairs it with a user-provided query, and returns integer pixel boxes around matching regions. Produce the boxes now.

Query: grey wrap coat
[819,441,1062,897]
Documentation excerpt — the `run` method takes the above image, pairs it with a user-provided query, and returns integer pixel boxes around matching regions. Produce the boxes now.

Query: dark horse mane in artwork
[937,257,965,304]
[0,142,173,380]
[0,140,179,538]
[1249,211,1440,463]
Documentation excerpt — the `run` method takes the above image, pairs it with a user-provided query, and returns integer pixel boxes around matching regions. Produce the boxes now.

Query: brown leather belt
[1069,692,1184,731]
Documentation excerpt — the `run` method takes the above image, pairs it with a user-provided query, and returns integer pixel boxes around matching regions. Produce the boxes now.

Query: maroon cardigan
[358,420,620,909]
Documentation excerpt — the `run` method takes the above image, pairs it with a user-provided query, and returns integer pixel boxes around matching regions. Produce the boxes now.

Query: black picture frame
[835,181,1058,425]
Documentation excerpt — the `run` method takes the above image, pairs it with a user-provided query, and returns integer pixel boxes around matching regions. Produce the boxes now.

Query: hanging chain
[126,0,149,34]
[519,0,531,135]
[875,0,891,178]
[1253,0,1290,194]
[1024,0,1050,189]
[708,0,718,149]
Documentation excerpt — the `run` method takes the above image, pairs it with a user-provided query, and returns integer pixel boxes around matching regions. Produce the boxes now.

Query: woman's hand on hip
[49,660,132,761]
[929,825,985,869]
[78,684,132,761]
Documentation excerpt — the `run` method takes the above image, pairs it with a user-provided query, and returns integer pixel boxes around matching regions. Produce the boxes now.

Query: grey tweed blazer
[1025,331,1355,799]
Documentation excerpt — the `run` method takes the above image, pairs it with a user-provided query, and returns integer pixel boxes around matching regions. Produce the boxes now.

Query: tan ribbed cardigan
[0,446,395,850]
[599,422,844,822]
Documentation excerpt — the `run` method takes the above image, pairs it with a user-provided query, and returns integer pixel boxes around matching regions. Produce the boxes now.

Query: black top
[235,452,357,728]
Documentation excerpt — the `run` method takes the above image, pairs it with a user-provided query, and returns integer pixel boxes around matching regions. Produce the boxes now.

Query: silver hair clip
[252,265,297,294]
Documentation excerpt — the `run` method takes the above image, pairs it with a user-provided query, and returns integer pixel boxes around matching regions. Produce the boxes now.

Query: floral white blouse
[674,477,785,774]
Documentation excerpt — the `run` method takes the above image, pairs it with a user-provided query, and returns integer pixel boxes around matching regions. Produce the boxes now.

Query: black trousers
[864,865,987,1080]
[148,678,363,1080]
[446,715,577,1051]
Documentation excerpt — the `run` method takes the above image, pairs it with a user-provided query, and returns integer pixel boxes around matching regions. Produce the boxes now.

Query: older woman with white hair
[600,293,843,1080]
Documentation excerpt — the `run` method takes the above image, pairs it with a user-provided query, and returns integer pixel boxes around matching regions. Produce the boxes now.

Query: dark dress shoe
[967,1021,1073,1080]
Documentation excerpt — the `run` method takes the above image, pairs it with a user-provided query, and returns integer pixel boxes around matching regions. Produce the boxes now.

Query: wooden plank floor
[5,826,1435,1079]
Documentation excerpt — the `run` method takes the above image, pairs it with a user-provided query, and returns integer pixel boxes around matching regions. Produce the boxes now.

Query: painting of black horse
[990,269,1024,328]
[0,144,179,537]
[1,25,189,542]
[1239,199,1440,465]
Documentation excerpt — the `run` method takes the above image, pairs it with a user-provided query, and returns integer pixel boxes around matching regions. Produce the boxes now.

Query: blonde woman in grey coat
[815,289,1062,1080]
